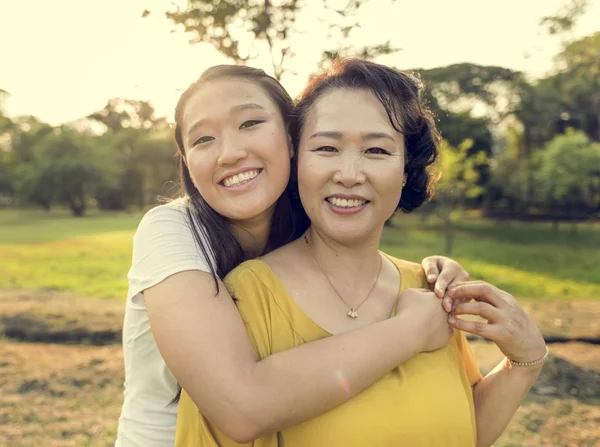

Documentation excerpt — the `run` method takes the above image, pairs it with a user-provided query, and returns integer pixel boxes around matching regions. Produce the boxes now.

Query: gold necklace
[304,234,383,319]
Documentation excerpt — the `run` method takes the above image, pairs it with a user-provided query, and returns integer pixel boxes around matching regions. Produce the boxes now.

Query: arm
[147,272,451,443]
[446,281,547,447]
[471,359,543,447]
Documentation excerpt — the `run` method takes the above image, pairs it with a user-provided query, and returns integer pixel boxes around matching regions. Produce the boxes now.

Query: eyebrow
[310,131,395,142]
[232,103,266,113]
[186,103,267,143]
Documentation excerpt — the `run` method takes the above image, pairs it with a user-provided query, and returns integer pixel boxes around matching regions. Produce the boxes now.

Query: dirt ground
[1,290,599,447]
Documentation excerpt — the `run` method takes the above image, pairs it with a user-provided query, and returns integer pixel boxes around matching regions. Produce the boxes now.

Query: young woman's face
[181,78,292,223]
[298,88,407,244]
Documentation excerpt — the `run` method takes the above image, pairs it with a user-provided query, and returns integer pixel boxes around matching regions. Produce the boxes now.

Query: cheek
[186,152,216,195]
[377,166,405,207]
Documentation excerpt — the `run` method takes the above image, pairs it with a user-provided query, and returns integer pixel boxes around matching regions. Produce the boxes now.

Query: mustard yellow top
[175,255,482,447]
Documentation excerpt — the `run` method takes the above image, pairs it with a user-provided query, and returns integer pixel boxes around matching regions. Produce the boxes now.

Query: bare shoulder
[381,253,429,289]
[261,237,303,269]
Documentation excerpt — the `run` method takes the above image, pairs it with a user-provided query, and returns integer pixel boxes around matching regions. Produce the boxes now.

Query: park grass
[1,208,599,300]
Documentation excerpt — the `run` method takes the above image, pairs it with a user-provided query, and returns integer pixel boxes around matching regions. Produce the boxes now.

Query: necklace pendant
[347,309,359,319]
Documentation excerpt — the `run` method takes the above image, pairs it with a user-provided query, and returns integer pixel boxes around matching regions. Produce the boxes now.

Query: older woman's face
[297,88,407,245]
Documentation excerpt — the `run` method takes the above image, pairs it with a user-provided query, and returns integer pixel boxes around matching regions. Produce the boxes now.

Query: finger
[447,282,502,307]
[421,257,440,283]
[452,301,501,322]
[434,263,468,298]
[434,274,449,298]
[450,296,471,312]
[448,315,499,340]
[442,296,452,313]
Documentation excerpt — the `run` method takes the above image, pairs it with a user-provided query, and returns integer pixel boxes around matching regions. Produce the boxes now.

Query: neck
[228,209,274,258]
[305,226,383,279]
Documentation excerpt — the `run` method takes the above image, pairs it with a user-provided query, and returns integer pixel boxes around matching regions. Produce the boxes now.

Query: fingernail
[427,274,437,281]
[448,315,456,323]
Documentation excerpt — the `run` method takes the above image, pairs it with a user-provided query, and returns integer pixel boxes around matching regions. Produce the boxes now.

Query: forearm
[239,313,422,439]
[472,359,543,447]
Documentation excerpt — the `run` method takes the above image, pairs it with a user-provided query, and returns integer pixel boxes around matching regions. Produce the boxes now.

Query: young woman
[175,60,547,446]
[115,65,470,446]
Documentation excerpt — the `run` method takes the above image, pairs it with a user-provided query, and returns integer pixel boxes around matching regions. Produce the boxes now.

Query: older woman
[175,59,547,447]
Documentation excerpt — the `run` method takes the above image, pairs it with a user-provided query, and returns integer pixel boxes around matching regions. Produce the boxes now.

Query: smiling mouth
[326,197,369,208]
[221,169,262,188]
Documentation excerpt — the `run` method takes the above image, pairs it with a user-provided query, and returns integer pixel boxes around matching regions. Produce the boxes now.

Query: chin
[323,225,374,245]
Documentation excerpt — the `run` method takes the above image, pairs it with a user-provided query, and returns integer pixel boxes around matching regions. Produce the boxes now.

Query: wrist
[506,345,549,368]
[393,312,425,353]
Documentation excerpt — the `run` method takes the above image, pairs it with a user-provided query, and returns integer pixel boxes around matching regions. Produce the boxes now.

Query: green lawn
[1,208,599,300]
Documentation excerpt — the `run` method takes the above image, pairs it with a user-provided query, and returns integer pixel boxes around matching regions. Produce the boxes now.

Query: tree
[87,98,168,133]
[540,0,589,40]
[533,130,600,229]
[418,63,527,124]
[554,32,600,141]
[13,127,122,216]
[416,64,514,198]
[8,116,54,209]
[156,0,399,80]
[431,140,487,254]
[87,99,176,210]
[0,90,14,202]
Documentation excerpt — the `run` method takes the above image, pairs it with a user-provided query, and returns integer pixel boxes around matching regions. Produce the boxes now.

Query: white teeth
[327,197,367,208]
[223,170,259,187]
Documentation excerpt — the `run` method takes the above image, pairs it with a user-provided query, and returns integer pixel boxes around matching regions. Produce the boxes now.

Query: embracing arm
[147,270,439,443]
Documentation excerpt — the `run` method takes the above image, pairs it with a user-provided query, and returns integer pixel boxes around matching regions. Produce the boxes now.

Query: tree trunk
[552,219,559,232]
[444,217,453,254]
[68,196,86,217]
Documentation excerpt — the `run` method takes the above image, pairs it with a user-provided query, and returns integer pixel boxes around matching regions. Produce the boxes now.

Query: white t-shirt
[115,200,212,447]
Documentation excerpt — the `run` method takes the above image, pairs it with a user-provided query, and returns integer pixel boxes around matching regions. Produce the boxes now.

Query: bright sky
[1,0,599,125]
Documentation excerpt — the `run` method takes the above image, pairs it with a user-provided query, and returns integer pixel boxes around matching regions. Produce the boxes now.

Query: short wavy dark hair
[291,58,440,212]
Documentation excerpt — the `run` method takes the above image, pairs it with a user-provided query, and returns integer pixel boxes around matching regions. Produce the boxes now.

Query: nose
[217,133,248,166]
[333,153,366,187]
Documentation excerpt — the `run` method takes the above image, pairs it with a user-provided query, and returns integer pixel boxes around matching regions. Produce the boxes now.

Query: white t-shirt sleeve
[127,201,212,305]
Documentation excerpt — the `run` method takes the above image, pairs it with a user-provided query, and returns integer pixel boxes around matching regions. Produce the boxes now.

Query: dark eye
[240,120,264,129]
[313,146,338,153]
[193,136,214,146]
[366,147,390,155]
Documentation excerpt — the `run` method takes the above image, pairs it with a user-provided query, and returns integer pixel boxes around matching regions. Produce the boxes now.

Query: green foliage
[518,31,600,149]
[159,1,397,79]
[430,139,488,253]
[434,139,488,211]
[162,0,303,78]
[533,131,600,219]
[419,63,527,122]
[540,0,589,36]
[87,98,168,133]
[12,127,122,216]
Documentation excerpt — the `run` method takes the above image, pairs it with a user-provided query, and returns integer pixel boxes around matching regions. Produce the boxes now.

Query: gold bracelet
[506,346,549,367]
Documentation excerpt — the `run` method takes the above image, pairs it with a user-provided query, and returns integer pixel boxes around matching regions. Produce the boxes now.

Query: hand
[447,281,547,363]
[421,256,470,310]
[396,288,453,353]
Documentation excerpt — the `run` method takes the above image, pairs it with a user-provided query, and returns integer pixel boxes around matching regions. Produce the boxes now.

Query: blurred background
[0,0,599,445]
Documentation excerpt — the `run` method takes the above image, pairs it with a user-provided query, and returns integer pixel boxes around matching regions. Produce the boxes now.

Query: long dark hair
[291,59,440,212]
[169,65,308,405]
[173,65,308,291]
